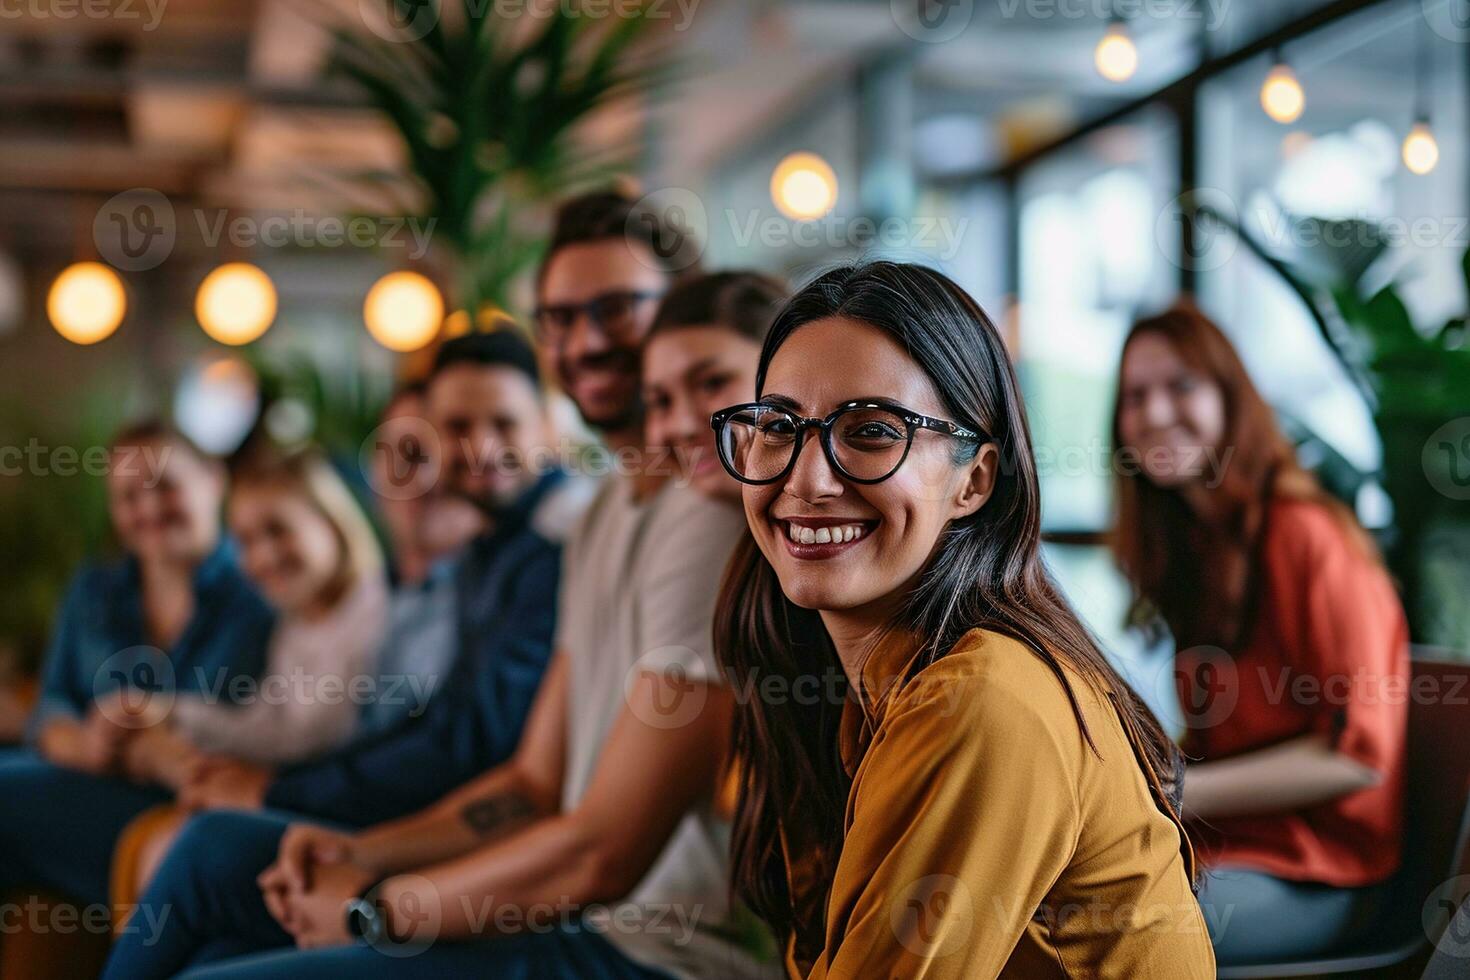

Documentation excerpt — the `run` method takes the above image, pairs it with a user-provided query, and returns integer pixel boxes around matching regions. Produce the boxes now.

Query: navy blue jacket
[263,473,565,826]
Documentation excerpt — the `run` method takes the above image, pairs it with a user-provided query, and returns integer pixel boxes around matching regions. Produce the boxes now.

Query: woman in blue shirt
[0,420,272,907]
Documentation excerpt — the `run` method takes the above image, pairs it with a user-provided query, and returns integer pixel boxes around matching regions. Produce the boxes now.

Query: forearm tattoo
[459,791,538,837]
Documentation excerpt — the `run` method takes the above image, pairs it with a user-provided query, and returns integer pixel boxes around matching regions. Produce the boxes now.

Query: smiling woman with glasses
[711,261,1215,979]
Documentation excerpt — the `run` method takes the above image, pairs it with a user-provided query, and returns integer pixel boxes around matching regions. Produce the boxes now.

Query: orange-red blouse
[1177,498,1410,887]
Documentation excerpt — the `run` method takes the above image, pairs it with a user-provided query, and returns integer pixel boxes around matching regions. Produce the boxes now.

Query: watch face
[346,897,385,946]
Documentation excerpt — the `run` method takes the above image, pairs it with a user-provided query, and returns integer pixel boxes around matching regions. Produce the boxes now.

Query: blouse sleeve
[805,668,1083,979]
[1266,503,1409,775]
[170,582,388,765]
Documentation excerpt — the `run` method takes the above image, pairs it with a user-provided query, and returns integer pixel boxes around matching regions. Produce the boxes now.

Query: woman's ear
[950,442,999,520]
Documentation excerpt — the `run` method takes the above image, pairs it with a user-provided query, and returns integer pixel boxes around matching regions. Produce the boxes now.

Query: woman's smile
[773,515,879,559]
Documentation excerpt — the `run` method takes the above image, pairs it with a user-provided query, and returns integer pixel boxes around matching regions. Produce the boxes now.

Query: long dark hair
[1110,305,1374,649]
[713,261,1190,956]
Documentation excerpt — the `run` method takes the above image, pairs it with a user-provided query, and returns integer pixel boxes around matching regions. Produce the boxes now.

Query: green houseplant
[325,0,669,315]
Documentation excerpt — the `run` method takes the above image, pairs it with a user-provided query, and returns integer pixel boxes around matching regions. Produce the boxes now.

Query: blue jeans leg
[1196,866,1362,966]
[0,750,169,906]
[174,926,674,980]
[102,810,298,980]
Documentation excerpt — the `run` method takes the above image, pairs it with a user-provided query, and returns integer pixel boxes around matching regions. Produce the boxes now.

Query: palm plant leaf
[324,0,667,310]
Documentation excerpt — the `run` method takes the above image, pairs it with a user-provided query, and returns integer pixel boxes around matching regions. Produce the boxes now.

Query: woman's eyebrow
[682,356,722,380]
[759,393,802,411]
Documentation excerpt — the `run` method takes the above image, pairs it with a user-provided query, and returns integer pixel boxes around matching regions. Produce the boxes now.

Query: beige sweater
[169,576,388,765]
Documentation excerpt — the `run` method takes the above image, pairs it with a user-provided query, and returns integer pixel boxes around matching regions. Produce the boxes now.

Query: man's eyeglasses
[531,290,664,345]
[710,400,986,486]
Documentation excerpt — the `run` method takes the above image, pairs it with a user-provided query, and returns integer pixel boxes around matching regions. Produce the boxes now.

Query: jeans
[101,810,296,980]
[102,811,671,980]
[1196,866,1364,966]
[0,749,170,906]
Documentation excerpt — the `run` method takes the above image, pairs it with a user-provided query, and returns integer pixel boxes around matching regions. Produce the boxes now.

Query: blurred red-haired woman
[1111,305,1409,965]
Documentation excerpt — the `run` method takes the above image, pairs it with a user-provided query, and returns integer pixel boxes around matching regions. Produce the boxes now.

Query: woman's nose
[665,397,702,441]
[1143,387,1176,428]
[782,433,843,501]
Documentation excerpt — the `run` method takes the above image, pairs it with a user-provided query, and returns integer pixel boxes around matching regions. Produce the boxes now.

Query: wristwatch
[344,882,387,945]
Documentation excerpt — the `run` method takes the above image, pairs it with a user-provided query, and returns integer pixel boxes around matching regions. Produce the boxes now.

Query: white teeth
[784,522,869,545]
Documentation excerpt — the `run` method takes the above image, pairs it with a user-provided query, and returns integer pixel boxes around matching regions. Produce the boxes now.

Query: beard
[561,349,644,434]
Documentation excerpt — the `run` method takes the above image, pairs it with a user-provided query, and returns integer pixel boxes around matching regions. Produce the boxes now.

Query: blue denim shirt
[264,471,566,825]
[357,556,460,735]
[26,542,274,742]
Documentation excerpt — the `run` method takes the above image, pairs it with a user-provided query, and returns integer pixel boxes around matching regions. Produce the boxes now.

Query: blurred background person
[1112,306,1409,966]
[0,421,273,909]
[368,383,485,586]
[358,383,484,735]
[641,270,787,505]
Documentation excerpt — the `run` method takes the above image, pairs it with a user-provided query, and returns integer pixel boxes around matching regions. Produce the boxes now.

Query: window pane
[1017,109,1179,531]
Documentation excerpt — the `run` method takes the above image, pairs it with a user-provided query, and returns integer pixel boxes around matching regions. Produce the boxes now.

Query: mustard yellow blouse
[784,627,1215,979]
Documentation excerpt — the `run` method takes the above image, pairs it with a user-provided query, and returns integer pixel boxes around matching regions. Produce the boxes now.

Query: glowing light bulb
[48,262,126,345]
[196,263,277,345]
[770,152,838,221]
[1402,120,1439,175]
[1261,63,1305,124]
[1094,22,1138,83]
[364,271,443,352]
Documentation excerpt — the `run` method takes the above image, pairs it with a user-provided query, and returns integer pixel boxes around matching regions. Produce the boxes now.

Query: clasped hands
[257,826,422,950]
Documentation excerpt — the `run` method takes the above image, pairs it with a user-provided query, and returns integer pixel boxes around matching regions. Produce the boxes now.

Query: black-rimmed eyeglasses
[531,290,664,345]
[710,400,986,485]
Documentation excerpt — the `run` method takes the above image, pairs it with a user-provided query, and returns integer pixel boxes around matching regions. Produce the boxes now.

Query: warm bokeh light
[47,262,126,345]
[771,152,838,221]
[1094,22,1138,83]
[1402,121,1440,175]
[364,270,444,352]
[196,263,277,345]
[443,309,472,338]
[1260,63,1305,124]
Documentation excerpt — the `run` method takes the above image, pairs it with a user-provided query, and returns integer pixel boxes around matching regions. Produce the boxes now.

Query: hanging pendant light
[1260,49,1305,125]
[1095,16,1138,83]
[1402,16,1439,175]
